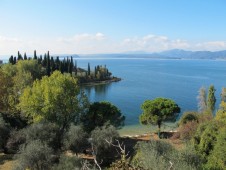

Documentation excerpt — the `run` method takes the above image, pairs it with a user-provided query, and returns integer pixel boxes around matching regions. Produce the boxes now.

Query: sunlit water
[77,58,226,135]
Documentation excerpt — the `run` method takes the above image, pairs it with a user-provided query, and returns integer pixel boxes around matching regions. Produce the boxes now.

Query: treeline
[8,50,76,76]
[7,50,116,83]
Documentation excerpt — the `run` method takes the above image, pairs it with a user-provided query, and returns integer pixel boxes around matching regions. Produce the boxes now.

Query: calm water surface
[77,59,226,135]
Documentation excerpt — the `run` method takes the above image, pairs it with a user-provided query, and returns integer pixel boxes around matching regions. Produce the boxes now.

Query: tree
[220,87,226,102]
[139,98,180,138]
[63,125,88,155]
[207,85,216,113]
[197,86,207,112]
[88,63,91,76]
[13,140,53,170]
[91,125,119,164]
[34,50,37,60]
[81,101,125,132]
[18,71,89,145]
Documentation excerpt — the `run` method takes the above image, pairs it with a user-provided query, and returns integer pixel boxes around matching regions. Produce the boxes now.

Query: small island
[7,50,121,86]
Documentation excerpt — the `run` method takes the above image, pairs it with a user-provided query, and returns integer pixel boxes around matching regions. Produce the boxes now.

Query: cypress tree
[197,86,207,112]
[34,50,37,60]
[24,53,27,60]
[13,56,17,64]
[74,60,77,75]
[9,55,14,64]
[94,66,97,78]
[207,85,216,113]
[43,54,47,67]
[46,51,51,76]
[88,63,91,76]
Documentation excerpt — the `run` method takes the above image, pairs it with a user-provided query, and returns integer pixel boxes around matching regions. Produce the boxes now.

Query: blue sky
[1,0,226,55]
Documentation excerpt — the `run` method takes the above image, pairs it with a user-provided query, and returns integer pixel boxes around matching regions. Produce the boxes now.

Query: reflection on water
[81,83,112,102]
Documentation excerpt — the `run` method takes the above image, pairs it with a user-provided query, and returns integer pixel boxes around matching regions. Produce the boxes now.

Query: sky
[1,0,226,56]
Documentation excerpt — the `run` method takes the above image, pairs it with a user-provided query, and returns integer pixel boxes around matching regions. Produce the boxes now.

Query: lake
[77,58,226,135]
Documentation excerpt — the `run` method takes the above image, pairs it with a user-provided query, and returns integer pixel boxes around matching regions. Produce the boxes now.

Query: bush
[205,127,226,169]
[6,129,26,154]
[63,125,88,154]
[91,125,119,165]
[52,155,82,170]
[13,140,53,170]
[179,111,199,126]
[178,121,199,140]
[0,124,10,152]
[23,122,60,150]
[132,140,201,170]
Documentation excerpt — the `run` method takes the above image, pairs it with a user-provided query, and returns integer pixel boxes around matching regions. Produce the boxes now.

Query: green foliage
[63,125,88,154]
[132,140,201,170]
[179,111,199,126]
[52,155,82,170]
[81,101,125,132]
[13,140,53,170]
[19,71,88,129]
[192,120,223,160]
[6,129,26,154]
[23,122,60,150]
[140,98,180,137]
[197,86,207,112]
[91,125,119,164]
[0,118,10,151]
[205,127,226,169]
[221,87,226,102]
[207,85,216,113]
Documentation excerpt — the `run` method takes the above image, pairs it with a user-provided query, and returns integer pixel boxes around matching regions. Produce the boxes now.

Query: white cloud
[195,41,226,51]
[58,32,106,43]
[121,34,190,52]
[0,33,226,55]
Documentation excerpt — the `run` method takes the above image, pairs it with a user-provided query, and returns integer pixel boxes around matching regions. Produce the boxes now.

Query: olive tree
[139,98,180,138]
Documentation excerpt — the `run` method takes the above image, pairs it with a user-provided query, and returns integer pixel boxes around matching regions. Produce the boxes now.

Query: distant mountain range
[78,49,226,60]
[1,49,226,61]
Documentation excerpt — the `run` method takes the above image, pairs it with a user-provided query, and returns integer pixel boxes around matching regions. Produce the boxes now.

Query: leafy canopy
[140,98,180,128]
[81,101,125,132]
[19,71,88,129]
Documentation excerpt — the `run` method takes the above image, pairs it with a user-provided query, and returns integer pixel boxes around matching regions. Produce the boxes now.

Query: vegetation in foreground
[0,57,226,169]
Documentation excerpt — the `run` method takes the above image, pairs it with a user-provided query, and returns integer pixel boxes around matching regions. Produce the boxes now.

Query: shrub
[192,120,223,160]
[63,125,88,154]
[13,140,53,170]
[23,122,60,150]
[179,111,199,126]
[52,155,82,170]
[6,129,26,154]
[132,140,201,170]
[0,124,10,152]
[178,121,199,140]
[91,125,119,165]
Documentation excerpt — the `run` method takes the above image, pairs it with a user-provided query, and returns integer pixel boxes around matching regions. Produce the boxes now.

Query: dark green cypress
[88,63,91,76]
[9,55,14,64]
[24,53,27,60]
[46,51,51,76]
[34,50,37,60]
[207,85,216,113]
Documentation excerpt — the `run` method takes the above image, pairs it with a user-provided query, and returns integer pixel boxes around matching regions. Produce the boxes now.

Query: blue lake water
[77,58,226,135]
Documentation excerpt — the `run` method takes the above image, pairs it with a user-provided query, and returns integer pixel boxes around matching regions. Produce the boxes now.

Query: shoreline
[80,77,121,86]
